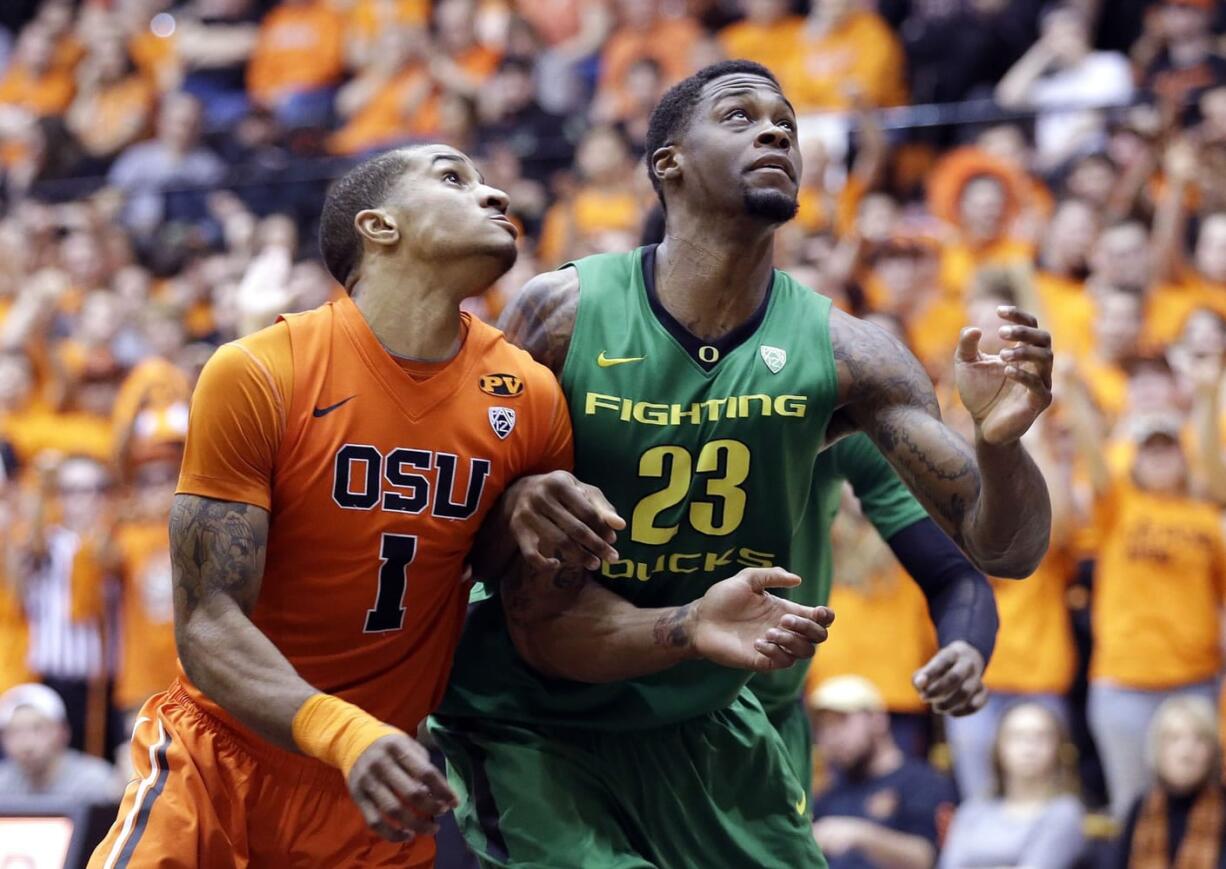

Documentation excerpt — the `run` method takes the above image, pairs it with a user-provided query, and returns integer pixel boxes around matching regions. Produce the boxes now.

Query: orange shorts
[88,680,434,868]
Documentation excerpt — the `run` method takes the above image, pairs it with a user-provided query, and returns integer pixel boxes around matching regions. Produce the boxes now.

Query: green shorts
[428,690,825,869]
[767,699,814,803]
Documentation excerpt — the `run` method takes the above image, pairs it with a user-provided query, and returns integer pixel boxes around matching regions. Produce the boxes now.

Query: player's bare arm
[498,267,580,377]
[827,306,1053,578]
[501,559,834,682]
[171,493,455,842]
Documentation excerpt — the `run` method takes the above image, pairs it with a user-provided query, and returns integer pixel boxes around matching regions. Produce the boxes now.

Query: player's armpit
[497,268,580,376]
[170,493,315,751]
[829,309,1051,578]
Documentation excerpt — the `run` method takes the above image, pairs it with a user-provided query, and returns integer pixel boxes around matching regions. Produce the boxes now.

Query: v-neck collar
[333,293,489,422]
[638,244,775,373]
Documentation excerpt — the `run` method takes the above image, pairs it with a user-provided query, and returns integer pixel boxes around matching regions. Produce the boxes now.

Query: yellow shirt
[984,548,1077,694]
[717,16,803,79]
[1034,271,1095,360]
[1090,480,1226,688]
[938,237,1034,300]
[784,12,907,111]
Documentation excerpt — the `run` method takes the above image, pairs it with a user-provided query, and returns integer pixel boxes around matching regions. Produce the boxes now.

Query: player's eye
[777,119,795,132]
[443,171,462,185]
[725,108,749,122]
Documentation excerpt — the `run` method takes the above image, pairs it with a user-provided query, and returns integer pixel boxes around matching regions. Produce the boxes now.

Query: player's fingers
[763,627,818,660]
[778,614,830,645]
[357,780,416,841]
[1003,364,1052,398]
[999,343,1052,368]
[997,323,1051,349]
[514,527,561,572]
[751,638,794,670]
[395,747,459,811]
[940,676,988,717]
[913,647,956,691]
[548,477,622,545]
[921,659,974,702]
[955,327,982,363]
[996,305,1039,328]
[958,685,990,716]
[541,499,619,568]
[376,760,446,827]
[579,482,627,532]
[746,567,802,593]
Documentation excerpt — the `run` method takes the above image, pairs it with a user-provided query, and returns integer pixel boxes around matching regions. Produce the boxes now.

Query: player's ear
[354,209,400,248]
[651,146,681,187]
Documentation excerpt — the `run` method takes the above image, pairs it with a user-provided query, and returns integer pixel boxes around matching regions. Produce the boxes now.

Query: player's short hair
[644,60,780,209]
[320,148,418,291]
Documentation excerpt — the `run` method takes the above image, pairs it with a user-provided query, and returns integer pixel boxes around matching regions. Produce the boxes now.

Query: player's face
[384,146,518,276]
[672,75,801,224]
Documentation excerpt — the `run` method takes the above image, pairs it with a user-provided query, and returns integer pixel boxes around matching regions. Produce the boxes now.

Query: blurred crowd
[0,0,1225,865]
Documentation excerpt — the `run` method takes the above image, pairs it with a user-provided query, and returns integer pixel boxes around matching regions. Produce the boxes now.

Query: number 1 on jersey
[364,533,417,633]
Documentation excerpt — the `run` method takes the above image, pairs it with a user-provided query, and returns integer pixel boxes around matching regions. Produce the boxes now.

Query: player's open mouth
[746,157,795,181]
[490,215,519,239]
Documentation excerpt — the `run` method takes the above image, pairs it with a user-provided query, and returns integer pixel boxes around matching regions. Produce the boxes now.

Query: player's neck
[350,269,465,362]
[654,227,775,343]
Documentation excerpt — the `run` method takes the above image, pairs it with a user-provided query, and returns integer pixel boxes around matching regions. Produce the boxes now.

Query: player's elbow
[974,536,1048,579]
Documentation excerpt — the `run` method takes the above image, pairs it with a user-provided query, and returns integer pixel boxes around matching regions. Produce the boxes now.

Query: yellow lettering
[702,398,726,421]
[703,549,737,572]
[633,402,670,425]
[671,403,704,425]
[775,395,807,417]
[668,552,702,574]
[586,393,622,416]
[737,548,776,568]
[602,560,636,580]
[738,395,772,417]
[620,398,633,422]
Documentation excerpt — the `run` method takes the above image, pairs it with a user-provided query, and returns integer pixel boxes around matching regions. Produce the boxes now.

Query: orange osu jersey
[175,295,572,737]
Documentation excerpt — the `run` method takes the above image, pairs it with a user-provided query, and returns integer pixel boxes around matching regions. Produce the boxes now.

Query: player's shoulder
[470,315,562,398]
[199,319,293,400]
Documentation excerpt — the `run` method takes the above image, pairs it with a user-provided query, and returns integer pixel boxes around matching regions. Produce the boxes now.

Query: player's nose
[756,124,791,152]
[479,184,510,215]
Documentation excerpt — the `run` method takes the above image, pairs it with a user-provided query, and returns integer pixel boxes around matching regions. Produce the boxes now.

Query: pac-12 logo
[489,407,516,439]
[479,373,524,398]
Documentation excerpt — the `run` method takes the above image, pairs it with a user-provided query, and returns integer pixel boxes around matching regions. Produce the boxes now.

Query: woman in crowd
[1115,695,1226,869]
[941,701,1085,868]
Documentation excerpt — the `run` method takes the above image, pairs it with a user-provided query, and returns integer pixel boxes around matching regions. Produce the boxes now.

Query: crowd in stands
[0,0,1225,865]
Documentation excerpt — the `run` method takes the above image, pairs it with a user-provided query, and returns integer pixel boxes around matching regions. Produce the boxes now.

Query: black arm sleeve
[887,517,999,665]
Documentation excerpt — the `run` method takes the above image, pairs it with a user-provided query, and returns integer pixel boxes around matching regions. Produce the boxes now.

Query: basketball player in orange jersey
[89,144,834,868]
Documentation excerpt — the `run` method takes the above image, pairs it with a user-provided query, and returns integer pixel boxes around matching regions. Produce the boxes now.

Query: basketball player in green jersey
[433,61,1052,868]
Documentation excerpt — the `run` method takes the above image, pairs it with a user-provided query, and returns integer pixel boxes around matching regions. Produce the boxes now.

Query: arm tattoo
[170,494,269,620]
[497,270,579,376]
[652,603,693,648]
[830,310,981,536]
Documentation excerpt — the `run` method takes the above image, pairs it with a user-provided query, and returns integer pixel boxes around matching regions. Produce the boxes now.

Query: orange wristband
[291,693,398,778]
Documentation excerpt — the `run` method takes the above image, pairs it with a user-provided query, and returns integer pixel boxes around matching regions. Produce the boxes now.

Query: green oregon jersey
[749,433,930,715]
[440,246,839,729]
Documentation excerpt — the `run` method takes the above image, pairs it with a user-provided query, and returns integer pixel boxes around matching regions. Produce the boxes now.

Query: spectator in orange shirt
[597,0,703,108]
[429,0,503,100]
[717,0,803,80]
[1032,199,1099,358]
[784,0,907,112]
[1064,367,1226,819]
[246,0,345,129]
[0,23,76,118]
[329,25,435,156]
[1077,285,1146,422]
[64,33,156,167]
[537,124,644,266]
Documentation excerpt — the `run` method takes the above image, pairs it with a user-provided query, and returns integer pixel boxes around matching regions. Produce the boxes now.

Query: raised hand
[347,731,458,843]
[692,567,835,671]
[955,306,1053,445]
[912,641,987,716]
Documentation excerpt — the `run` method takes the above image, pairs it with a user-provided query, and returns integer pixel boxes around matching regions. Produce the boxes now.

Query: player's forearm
[176,596,316,752]
[964,437,1051,578]
[504,564,698,682]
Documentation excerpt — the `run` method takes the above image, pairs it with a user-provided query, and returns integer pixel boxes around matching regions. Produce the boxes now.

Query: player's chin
[741,186,799,224]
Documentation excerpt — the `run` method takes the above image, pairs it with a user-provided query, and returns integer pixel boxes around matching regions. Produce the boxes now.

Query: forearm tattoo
[170,494,269,620]
[652,603,692,648]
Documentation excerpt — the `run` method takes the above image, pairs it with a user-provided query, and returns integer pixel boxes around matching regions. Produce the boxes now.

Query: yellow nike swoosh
[795,791,808,816]
[597,352,645,367]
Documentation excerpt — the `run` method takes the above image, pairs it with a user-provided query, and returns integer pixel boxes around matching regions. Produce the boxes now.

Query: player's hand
[506,470,625,572]
[955,307,1053,445]
[347,731,458,843]
[693,567,835,671]
[912,641,987,716]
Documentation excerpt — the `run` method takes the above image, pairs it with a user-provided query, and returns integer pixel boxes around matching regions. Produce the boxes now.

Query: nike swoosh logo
[313,395,356,417]
[795,791,808,816]
[597,352,645,367]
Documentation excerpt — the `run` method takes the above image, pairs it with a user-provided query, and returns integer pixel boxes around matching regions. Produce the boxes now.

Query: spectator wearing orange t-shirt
[1064,369,1226,820]
[428,0,502,100]
[1032,199,1099,360]
[0,24,76,118]
[329,26,435,156]
[246,0,345,128]
[717,0,803,80]
[538,125,645,266]
[784,0,907,112]
[1076,285,1146,423]
[64,33,156,166]
[597,0,702,109]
